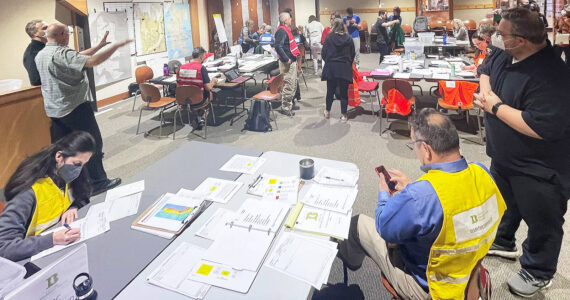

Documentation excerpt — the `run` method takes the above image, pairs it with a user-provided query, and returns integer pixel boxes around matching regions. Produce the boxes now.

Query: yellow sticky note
[210,186,217,191]
[221,270,230,276]
[197,264,214,276]
[269,179,277,184]
[268,189,273,192]
[247,163,252,166]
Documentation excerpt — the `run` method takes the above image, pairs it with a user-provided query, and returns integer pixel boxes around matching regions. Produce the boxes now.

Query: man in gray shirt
[35,23,131,196]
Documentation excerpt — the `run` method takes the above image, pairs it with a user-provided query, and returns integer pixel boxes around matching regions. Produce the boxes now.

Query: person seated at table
[462,31,490,74]
[259,25,275,48]
[452,19,469,41]
[338,108,506,299]
[177,47,219,129]
[239,20,257,53]
[0,131,95,261]
[252,23,266,40]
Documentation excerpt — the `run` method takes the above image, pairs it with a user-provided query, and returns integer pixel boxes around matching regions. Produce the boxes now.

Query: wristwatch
[492,102,505,115]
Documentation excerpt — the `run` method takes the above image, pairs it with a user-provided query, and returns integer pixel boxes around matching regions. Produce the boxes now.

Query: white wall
[453,0,492,23]
[0,0,75,86]
[294,0,317,28]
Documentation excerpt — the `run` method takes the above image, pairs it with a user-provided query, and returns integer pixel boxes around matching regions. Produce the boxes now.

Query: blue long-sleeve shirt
[375,158,490,289]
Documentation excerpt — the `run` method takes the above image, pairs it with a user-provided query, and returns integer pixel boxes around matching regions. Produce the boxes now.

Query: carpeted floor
[94,53,569,299]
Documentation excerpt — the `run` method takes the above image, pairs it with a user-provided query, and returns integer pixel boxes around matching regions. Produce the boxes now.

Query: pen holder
[299,159,315,180]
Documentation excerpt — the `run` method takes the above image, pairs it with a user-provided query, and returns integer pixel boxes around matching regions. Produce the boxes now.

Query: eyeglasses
[406,139,426,150]
[495,31,524,38]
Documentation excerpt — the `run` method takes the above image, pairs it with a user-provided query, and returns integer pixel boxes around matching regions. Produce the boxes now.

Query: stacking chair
[173,85,215,140]
[437,81,483,143]
[479,18,493,26]
[136,83,176,137]
[402,24,412,37]
[167,60,182,75]
[250,74,285,127]
[133,66,163,111]
[297,45,308,88]
[379,79,416,135]
[357,80,381,114]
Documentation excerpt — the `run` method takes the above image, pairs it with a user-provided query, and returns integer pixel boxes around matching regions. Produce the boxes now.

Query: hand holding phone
[375,165,397,193]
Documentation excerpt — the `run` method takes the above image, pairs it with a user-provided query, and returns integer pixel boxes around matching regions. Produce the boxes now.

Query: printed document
[195,208,237,240]
[147,243,210,299]
[265,232,337,289]
[313,166,359,187]
[258,174,300,204]
[220,155,266,174]
[104,180,144,222]
[290,204,351,240]
[105,180,144,200]
[31,203,110,260]
[301,184,358,214]
[194,178,243,204]
[190,259,257,293]
[139,193,201,232]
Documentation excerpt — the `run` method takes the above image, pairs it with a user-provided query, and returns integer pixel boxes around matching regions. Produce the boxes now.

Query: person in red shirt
[321,12,341,45]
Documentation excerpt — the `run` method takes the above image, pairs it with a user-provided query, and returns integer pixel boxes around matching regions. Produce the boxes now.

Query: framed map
[164,2,194,59]
[134,2,167,56]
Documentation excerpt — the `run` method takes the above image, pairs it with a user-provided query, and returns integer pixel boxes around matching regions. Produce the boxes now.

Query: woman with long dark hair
[0,131,95,261]
[321,18,355,122]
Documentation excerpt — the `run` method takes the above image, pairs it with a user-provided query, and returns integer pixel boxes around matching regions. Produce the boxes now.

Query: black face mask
[58,164,83,184]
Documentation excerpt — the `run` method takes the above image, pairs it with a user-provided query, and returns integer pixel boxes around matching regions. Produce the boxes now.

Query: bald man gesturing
[35,23,131,196]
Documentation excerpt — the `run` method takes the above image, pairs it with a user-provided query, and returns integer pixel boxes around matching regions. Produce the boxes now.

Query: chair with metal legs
[136,83,176,137]
[173,85,215,140]
[133,66,163,112]
[379,79,416,136]
[249,74,285,129]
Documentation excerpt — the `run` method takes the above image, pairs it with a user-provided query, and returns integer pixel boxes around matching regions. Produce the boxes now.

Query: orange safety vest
[474,48,487,67]
[438,81,479,107]
[381,89,412,115]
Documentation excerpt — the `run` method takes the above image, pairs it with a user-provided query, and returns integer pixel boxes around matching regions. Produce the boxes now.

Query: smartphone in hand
[375,165,397,193]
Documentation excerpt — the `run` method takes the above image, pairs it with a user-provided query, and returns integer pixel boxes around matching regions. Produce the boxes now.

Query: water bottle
[163,64,169,76]
[443,31,447,45]
[450,63,455,77]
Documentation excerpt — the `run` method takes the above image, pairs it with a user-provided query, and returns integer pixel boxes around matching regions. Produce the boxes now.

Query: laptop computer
[223,69,250,84]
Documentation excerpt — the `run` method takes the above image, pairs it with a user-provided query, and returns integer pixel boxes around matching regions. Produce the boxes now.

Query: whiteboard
[213,14,228,44]
[103,2,136,55]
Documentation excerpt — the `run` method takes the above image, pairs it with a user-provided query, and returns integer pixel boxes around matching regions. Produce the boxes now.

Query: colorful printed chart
[155,204,193,221]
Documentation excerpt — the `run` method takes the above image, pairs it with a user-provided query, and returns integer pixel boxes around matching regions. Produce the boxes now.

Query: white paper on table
[293,205,351,240]
[411,68,432,75]
[147,242,210,299]
[162,76,176,82]
[264,232,338,289]
[393,72,411,79]
[195,208,237,240]
[301,184,358,214]
[190,259,257,294]
[176,188,206,204]
[105,180,144,201]
[138,193,202,232]
[313,166,359,187]
[431,60,450,67]
[31,204,110,261]
[194,178,243,204]
[232,199,290,232]
[260,175,300,205]
[262,45,273,52]
[432,73,450,80]
[105,192,142,222]
[456,71,476,78]
[220,155,266,174]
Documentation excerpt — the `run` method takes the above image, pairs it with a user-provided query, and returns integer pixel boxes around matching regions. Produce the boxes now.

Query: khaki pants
[353,37,360,65]
[341,215,430,300]
[278,60,298,110]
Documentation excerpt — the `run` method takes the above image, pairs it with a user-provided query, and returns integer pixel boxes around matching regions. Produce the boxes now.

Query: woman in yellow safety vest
[0,131,95,261]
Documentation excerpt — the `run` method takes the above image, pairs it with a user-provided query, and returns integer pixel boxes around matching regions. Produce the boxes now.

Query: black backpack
[243,100,272,132]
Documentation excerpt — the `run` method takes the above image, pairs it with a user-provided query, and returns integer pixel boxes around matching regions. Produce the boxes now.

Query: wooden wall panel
[278,0,296,27]
[248,0,259,30]
[263,0,271,27]
[230,0,244,44]
[189,0,201,47]
[207,0,224,51]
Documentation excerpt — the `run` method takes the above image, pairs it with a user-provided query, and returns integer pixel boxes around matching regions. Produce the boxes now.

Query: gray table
[30,141,261,300]
[116,151,359,300]
[370,58,480,83]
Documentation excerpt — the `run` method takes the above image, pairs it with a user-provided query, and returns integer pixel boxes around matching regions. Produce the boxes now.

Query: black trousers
[326,78,349,114]
[377,42,390,64]
[50,102,108,187]
[491,161,568,279]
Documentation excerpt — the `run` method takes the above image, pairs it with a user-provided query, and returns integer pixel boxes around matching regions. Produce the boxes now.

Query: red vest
[277,25,300,57]
[177,61,204,90]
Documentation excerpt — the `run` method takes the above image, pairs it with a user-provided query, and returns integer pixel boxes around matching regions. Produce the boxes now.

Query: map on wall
[88,11,132,86]
[164,2,194,59]
[134,2,167,56]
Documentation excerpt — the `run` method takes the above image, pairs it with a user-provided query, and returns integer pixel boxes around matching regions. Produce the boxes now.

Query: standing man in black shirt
[373,10,399,64]
[23,20,48,86]
[475,8,570,298]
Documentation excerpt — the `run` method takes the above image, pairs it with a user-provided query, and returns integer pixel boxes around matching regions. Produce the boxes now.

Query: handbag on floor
[243,100,272,132]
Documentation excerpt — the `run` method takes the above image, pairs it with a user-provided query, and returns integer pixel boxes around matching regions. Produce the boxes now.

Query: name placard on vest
[180,69,198,78]
[452,194,499,243]
[5,244,89,300]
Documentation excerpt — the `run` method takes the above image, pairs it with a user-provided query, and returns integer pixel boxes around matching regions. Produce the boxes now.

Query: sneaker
[323,110,330,119]
[507,269,552,297]
[340,114,348,123]
[487,243,521,259]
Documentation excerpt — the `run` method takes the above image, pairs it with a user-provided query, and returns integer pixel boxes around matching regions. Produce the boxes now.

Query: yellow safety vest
[419,164,506,300]
[26,177,71,237]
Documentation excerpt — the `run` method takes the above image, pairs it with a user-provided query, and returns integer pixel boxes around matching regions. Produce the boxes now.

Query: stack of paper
[194,178,243,204]
[220,155,266,174]
[247,174,300,204]
[313,166,359,187]
[285,202,351,240]
[265,232,337,289]
[31,203,111,260]
[195,208,237,240]
[411,68,432,76]
[301,184,358,214]
[104,180,144,222]
[202,199,290,271]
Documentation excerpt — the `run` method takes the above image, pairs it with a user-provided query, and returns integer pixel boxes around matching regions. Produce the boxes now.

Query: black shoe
[292,104,301,110]
[91,178,122,197]
[487,242,521,259]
